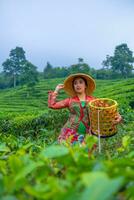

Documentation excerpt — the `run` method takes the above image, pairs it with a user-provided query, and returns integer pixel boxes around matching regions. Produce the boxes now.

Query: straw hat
[64,73,96,97]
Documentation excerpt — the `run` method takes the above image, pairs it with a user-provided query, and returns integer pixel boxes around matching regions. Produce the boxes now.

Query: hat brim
[64,73,96,97]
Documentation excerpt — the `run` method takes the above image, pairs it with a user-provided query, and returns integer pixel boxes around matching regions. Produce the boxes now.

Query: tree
[96,68,113,79]
[78,57,84,64]
[43,62,53,79]
[2,47,26,87]
[111,44,134,77]
[69,58,90,74]
[20,61,38,97]
[102,55,111,70]
[52,66,69,78]
[0,72,12,89]
[103,44,134,78]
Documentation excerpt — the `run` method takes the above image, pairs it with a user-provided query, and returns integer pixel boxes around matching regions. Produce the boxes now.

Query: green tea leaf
[122,136,131,148]
[0,143,10,153]
[15,161,43,181]
[81,172,123,200]
[41,145,69,158]
[0,174,4,196]
[1,195,17,200]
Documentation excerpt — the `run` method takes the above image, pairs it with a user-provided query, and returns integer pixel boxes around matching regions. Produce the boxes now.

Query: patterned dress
[48,91,95,143]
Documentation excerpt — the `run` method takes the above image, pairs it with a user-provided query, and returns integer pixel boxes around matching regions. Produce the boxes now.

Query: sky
[0,0,134,72]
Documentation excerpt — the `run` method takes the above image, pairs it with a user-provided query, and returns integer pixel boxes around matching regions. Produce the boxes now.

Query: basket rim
[89,98,118,110]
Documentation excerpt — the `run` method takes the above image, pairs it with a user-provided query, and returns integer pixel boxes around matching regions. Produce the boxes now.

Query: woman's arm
[48,84,70,109]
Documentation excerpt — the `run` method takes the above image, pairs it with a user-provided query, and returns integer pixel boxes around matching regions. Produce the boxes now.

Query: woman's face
[73,77,87,94]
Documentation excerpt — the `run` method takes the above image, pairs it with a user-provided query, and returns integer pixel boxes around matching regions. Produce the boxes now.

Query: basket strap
[98,110,101,153]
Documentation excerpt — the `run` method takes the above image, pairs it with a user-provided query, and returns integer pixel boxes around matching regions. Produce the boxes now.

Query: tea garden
[0,78,134,200]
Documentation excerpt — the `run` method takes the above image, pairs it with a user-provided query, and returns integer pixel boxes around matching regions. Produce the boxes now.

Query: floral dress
[48,91,95,143]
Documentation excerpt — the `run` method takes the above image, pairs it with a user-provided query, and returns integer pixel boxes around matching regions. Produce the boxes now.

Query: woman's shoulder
[86,95,96,101]
[71,96,78,100]
[70,96,96,101]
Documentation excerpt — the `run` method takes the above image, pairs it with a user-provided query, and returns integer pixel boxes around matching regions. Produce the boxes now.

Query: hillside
[0,78,134,199]
[0,78,133,116]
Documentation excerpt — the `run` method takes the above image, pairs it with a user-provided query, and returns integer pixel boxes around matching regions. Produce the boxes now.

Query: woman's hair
[72,76,88,89]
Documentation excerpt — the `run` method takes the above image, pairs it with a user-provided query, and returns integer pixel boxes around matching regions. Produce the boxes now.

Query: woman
[48,73,122,143]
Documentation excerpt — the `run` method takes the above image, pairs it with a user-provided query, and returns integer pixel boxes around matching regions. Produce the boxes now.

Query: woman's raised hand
[54,84,64,93]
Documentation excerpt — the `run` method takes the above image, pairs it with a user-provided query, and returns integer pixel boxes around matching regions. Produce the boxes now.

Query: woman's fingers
[57,84,64,89]
[112,113,122,125]
[55,84,64,93]
[58,84,64,89]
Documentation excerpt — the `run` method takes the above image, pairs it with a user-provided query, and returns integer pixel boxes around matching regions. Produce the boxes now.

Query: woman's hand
[54,84,64,93]
[113,113,123,125]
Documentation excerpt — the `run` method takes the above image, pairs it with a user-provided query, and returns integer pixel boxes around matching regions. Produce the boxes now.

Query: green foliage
[0,110,68,144]
[20,61,38,85]
[43,62,54,79]
[69,58,91,74]
[43,45,134,80]
[111,44,134,77]
[1,47,39,90]
[2,47,26,88]
[0,133,134,199]
[103,43,134,78]
[41,145,69,158]
[0,78,133,199]
[20,61,39,97]
[1,44,134,91]
[43,58,91,79]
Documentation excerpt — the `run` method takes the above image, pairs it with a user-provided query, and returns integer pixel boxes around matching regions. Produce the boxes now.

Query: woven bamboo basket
[89,98,118,137]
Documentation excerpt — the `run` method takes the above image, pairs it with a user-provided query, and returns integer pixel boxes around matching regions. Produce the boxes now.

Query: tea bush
[0,78,134,199]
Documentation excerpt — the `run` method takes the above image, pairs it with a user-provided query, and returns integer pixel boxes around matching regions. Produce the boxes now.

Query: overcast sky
[0,0,134,71]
